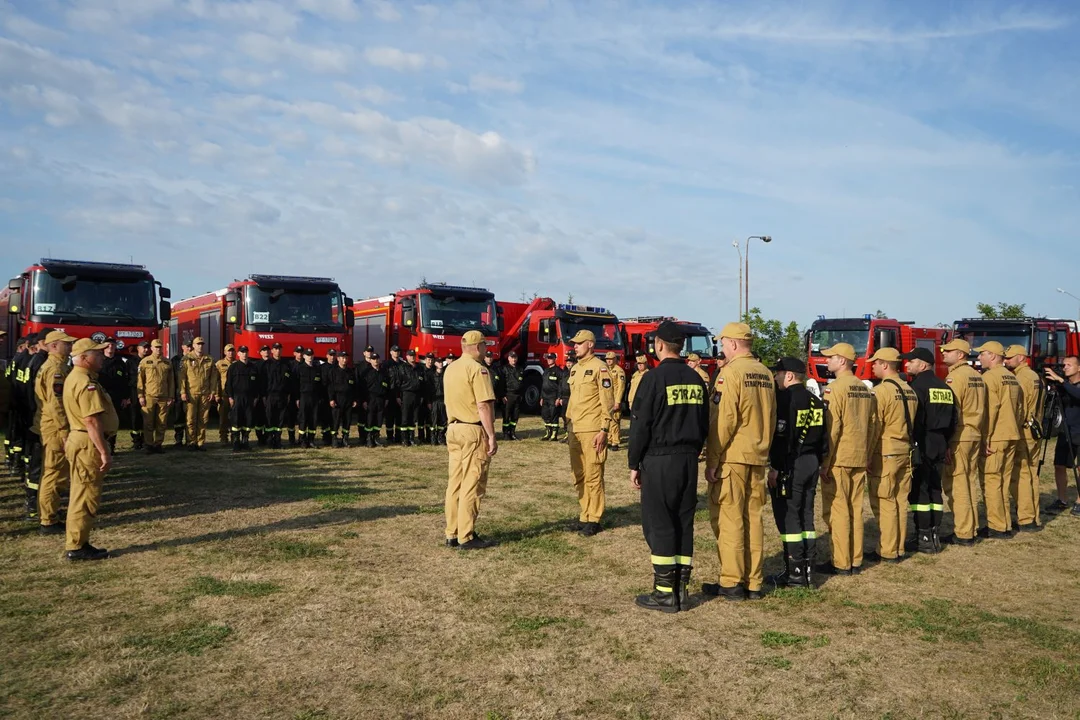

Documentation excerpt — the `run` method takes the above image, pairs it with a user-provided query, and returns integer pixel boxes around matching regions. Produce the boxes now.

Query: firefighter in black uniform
[420,353,438,443]
[364,353,390,447]
[767,357,828,588]
[558,352,574,442]
[253,345,270,445]
[171,340,191,446]
[430,357,447,445]
[294,349,322,448]
[502,351,525,441]
[263,343,291,449]
[286,345,304,446]
[6,334,32,476]
[354,349,373,446]
[903,347,958,553]
[317,350,337,447]
[328,351,358,447]
[399,349,424,446]
[129,341,150,449]
[225,346,262,452]
[485,351,503,419]
[628,321,709,613]
[539,353,563,441]
[100,339,131,455]
[384,345,404,443]
[23,331,52,513]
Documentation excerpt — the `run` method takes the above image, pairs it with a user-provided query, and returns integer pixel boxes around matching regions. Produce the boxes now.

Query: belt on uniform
[645,444,700,457]
[449,420,482,426]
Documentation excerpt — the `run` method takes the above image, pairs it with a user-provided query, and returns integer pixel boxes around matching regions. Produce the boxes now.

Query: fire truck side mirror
[8,278,21,291]
[346,309,355,328]
[401,298,416,329]
[160,287,171,299]
[225,292,238,303]
[1047,333,1059,359]
[160,300,171,323]
[877,329,897,350]
[712,342,718,357]
[7,291,20,314]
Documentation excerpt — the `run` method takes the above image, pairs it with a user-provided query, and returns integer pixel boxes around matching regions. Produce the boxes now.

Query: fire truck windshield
[419,294,498,335]
[955,329,1030,354]
[684,333,713,357]
[562,319,624,350]
[809,327,869,356]
[31,270,156,325]
[245,286,344,330]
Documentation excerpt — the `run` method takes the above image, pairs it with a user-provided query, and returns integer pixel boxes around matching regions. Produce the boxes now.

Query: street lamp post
[1058,287,1080,321]
[732,240,743,319]
[745,235,772,317]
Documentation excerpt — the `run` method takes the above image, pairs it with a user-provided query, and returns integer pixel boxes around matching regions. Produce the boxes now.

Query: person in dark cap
[362,352,389,447]
[128,340,151,450]
[558,350,575,441]
[327,350,358,447]
[902,347,958,553]
[399,349,425,447]
[286,345,305,446]
[430,355,447,445]
[628,320,709,612]
[385,345,404,443]
[252,345,271,445]
[502,351,524,441]
[318,349,337,447]
[294,348,321,448]
[262,342,290,449]
[420,352,438,443]
[766,357,828,588]
[225,346,262,452]
[540,352,563,441]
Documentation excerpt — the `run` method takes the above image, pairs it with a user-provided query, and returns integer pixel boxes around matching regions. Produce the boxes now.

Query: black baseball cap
[390,345,400,352]
[425,352,435,359]
[138,340,151,348]
[370,352,380,360]
[901,347,935,364]
[655,321,685,343]
[260,345,270,352]
[339,350,349,357]
[238,345,250,353]
[294,345,304,353]
[25,332,38,343]
[545,352,557,359]
[406,349,416,356]
[770,357,806,374]
[485,351,494,358]
[303,348,314,356]
[506,351,517,358]
[272,342,282,349]
[365,345,374,353]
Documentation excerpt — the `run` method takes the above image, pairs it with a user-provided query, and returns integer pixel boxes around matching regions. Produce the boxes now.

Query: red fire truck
[0,258,171,360]
[170,275,353,360]
[621,316,717,373]
[952,317,1079,369]
[352,283,501,360]
[497,298,624,412]
[806,315,950,387]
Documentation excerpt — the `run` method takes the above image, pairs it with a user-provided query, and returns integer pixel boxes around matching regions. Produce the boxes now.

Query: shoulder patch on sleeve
[946,378,953,384]
[86,383,97,391]
[602,378,611,388]
[480,369,488,375]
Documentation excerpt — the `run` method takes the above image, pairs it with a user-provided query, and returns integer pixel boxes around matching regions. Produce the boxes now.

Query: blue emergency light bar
[622,316,674,323]
[558,303,610,314]
[864,313,872,320]
[41,258,148,272]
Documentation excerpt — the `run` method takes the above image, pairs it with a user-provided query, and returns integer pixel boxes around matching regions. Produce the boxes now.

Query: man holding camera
[1044,355,1080,516]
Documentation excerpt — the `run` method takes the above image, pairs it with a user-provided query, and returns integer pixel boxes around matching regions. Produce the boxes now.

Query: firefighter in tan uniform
[215,345,236,444]
[34,330,76,534]
[1005,345,1043,531]
[703,322,776,601]
[976,341,1024,538]
[180,337,219,450]
[817,343,877,575]
[687,353,710,386]
[63,338,119,561]
[567,330,616,536]
[627,353,649,409]
[604,351,626,450]
[138,339,175,453]
[867,348,919,563]
[940,339,987,545]
[443,330,498,550]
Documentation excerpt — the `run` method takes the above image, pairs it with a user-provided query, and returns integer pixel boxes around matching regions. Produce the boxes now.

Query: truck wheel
[522,376,542,414]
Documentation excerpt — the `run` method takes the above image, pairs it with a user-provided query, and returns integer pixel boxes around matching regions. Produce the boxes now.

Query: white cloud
[185,0,299,34]
[297,0,361,22]
[335,82,402,105]
[221,67,282,87]
[367,0,400,22]
[238,33,350,72]
[2,11,67,45]
[469,73,523,94]
[363,46,441,72]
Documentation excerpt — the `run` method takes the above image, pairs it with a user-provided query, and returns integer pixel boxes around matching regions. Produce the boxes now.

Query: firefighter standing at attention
[215,345,235,445]
[138,339,175,454]
[566,331,616,537]
[1005,344,1043,531]
[225,346,261,452]
[539,353,563,441]
[976,341,1024,538]
[604,351,626,451]
[501,352,525,441]
[180,337,218,451]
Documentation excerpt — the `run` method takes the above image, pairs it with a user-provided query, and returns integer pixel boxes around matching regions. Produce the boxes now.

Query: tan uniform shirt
[567,354,616,434]
[138,355,175,399]
[1012,364,1042,430]
[872,377,919,456]
[705,355,776,467]
[947,362,987,443]
[823,372,877,469]
[181,354,219,396]
[64,366,120,435]
[607,364,626,408]
[694,366,710,386]
[34,353,71,439]
[216,358,234,391]
[444,355,496,423]
[983,366,1023,442]
[628,369,648,409]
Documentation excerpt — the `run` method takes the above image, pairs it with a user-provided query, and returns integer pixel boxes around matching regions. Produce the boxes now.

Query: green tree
[976,302,1026,319]
[873,309,888,319]
[740,308,806,365]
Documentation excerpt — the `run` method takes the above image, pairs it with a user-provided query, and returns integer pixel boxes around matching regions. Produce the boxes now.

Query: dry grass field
[2,416,1079,720]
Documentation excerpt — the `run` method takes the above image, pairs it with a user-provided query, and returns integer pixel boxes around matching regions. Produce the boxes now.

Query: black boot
[931,527,942,553]
[677,564,693,611]
[322,431,332,447]
[335,436,344,448]
[786,559,811,588]
[241,432,251,451]
[916,529,938,554]
[404,431,413,447]
[231,432,241,453]
[372,431,383,447]
[25,487,38,519]
[635,565,679,613]
[288,429,297,447]
[768,557,793,588]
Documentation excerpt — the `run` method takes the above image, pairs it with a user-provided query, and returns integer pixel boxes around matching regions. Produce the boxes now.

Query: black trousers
[770,454,820,562]
[503,394,521,431]
[909,457,944,529]
[541,398,560,431]
[129,396,143,437]
[430,401,446,431]
[173,397,186,441]
[298,394,319,437]
[366,399,385,434]
[265,394,288,433]
[384,393,400,435]
[401,392,421,432]
[230,395,255,433]
[253,396,267,435]
[331,394,351,435]
[639,452,698,565]
[317,400,332,434]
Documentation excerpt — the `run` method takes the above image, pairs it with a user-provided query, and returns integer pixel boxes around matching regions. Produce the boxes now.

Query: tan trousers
[444,424,490,542]
[218,399,230,443]
[1010,435,1040,527]
[715,463,767,591]
[610,411,622,446]
[983,440,1017,532]
[944,441,981,540]
[64,432,105,551]
[186,394,212,447]
[869,454,912,559]
[822,467,867,571]
[569,431,607,523]
[38,435,69,526]
[142,398,171,446]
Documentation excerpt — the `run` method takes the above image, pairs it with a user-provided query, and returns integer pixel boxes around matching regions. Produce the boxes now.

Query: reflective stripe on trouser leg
[641,452,697,569]
[569,431,607,523]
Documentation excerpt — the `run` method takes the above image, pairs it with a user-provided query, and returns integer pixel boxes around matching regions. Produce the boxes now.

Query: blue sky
[1,0,1078,332]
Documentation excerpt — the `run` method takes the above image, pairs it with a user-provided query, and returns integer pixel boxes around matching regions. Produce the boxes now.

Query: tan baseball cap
[570,330,595,343]
[72,338,109,355]
[974,341,1005,356]
[604,351,617,360]
[151,339,164,347]
[461,330,485,347]
[715,322,752,341]
[44,330,77,344]
[870,347,902,363]
[940,339,970,354]
[1004,344,1028,359]
[822,343,857,362]
[192,336,205,345]
[687,352,702,362]
[224,344,235,352]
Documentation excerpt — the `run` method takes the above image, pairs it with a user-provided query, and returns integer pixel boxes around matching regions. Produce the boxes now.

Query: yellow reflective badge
[929,388,954,404]
[795,408,824,427]
[666,384,704,405]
